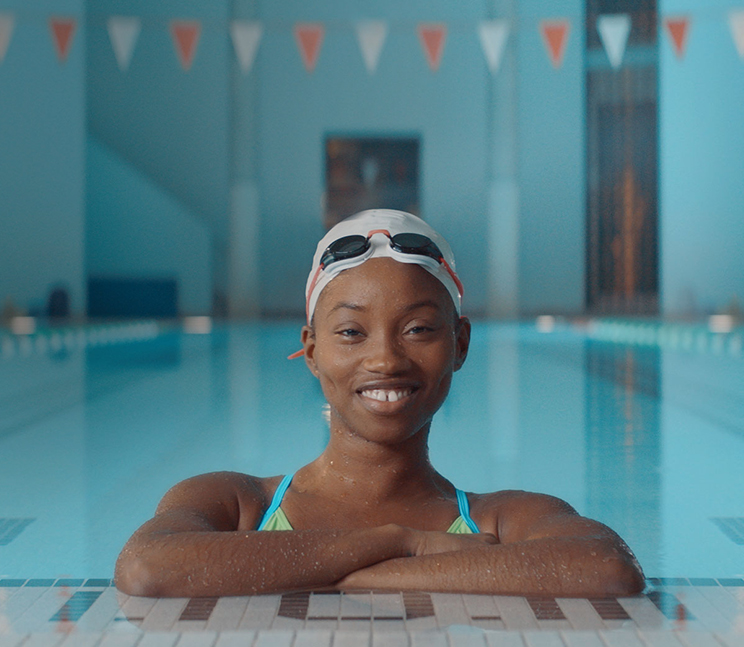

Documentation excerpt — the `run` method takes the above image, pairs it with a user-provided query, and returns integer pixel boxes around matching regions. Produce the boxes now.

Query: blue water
[1,321,742,580]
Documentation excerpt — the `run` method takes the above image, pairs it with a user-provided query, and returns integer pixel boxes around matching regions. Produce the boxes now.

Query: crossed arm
[114,474,644,598]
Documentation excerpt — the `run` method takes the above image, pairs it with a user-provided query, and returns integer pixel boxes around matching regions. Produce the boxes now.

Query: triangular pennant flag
[170,20,201,71]
[540,19,570,69]
[478,19,510,74]
[664,16,690,60]
[50,17,76,63]
[418,23,447,71]
[294,23,324,72]
[597,14,631,69]
[356,20,387,74]
[231,20,262,73]
[107,16,140,72]
[729,10,744,60]
[0,14,15,65]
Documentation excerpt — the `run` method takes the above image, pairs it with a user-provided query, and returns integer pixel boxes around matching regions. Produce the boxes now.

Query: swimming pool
[1,320,742,582]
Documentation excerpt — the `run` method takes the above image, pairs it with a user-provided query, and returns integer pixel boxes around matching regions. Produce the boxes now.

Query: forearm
[115,524,413,597]
[337,536,645,597]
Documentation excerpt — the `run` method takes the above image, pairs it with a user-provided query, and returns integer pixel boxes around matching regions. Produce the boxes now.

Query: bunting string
[0,11,742,72]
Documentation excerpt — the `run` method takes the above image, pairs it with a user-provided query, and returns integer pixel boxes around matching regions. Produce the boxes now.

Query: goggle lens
[320,232,443,269]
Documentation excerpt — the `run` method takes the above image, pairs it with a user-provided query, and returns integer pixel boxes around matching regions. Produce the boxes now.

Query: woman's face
[301,258,470,445]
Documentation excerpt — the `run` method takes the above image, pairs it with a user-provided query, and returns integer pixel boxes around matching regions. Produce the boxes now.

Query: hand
[411,529,497,556]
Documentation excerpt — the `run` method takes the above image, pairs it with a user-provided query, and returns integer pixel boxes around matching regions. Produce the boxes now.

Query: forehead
[315,258,453,315]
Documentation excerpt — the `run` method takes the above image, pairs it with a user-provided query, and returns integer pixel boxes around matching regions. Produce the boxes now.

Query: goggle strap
[440,257,464,297]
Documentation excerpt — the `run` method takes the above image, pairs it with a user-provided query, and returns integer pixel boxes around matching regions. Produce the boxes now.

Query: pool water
[1,321,742,581]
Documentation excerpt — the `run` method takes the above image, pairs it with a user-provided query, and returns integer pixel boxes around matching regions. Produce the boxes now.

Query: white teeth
[361,388,412,402]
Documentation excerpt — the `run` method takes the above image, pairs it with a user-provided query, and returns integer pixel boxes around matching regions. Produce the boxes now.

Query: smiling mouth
[359,387,416,403]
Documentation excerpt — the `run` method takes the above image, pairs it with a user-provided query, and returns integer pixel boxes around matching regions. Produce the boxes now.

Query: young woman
[115,210,644,598]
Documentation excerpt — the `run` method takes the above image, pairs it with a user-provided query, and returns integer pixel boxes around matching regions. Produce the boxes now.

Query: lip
[355,381,420,415]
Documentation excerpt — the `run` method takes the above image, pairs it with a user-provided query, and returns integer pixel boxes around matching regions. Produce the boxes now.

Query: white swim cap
[304,209,463,325]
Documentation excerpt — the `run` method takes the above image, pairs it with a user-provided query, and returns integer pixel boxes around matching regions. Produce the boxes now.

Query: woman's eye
[337,328,362,338]
[406,325,433,335]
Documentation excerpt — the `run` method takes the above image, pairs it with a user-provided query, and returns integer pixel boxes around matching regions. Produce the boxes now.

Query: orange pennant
[49,17,76,63]
[294,23,324,72]
[418,23,447,71]
[170,20,201,71]
[540,19,570,69]
[664,16,690,60]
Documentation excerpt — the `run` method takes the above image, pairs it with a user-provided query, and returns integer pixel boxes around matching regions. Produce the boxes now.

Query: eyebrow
[327,300,442,316]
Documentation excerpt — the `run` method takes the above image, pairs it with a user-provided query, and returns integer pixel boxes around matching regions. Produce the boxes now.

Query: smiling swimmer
[115,209,644,598]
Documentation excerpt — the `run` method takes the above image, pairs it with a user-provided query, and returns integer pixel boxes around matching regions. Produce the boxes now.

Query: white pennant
[730,10,744,60]
[478,20,510,74]
[356,20,387,74]
[231,20,262,73]
[597,14,631,69]
[107,16,141,72]
[0,13,15,64]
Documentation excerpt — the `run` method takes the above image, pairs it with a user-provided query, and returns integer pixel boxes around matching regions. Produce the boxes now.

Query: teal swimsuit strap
[257,473,294,530]
[455,488,480,533]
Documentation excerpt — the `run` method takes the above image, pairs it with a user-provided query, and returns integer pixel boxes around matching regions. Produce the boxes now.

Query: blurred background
[1,0,742,324]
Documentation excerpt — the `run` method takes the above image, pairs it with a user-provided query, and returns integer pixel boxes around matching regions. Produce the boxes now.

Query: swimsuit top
[257,473,480,534]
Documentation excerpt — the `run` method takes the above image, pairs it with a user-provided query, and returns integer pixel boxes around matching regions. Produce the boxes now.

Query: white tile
[271,615,306,630]
[293,629,332,647]
[206,597,251,632]
[696,587,743,625]
[521,630,565,647]
[214,630,257,647]
[599,630,645,647]
[119,595,158,621]
[172,620,208,632]
[560,630,604,647]
[58,633,102,647]
[340,593,373,619]
[447,629,487,646]
[556,600,603,631]
[371,594,405,619]
[667,589,730,633]
[308,594,341,619]
[176,632,219,647]
[139,598,189,631]
[372,631,409,647]
[715,635,744,647]
[484,631,524,647]
[616,597,667,629]
[332,630,371,647]
[75,588,124,633]
[13,586,78,633]
[2,588,48,626]
[98,633,147,647]
[372,619,407,633]
[674,633,721,647]
[336,620,371,632]
[239,596,281,630]
[254,630,295,647]
[0,635,26,647]
[636,630,684,647]
[410,631,447,647]
[461,595,500,623]
[137,632,179,647]
[493,597,538,630]
[430,594,469,628]
[19,635,65,647]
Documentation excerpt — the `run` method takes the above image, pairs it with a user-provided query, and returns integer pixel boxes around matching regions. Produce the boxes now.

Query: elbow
[114,549,164,598]
[598,552,645,597]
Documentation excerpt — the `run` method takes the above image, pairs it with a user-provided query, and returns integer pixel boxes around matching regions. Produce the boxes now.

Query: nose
[362,333,412,374]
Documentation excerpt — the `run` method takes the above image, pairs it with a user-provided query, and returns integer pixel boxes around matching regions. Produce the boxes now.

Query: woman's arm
[336,493,645,597]
[114,473,493,597]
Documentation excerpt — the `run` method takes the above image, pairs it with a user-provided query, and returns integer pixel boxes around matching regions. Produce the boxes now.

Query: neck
[300,423,451,502]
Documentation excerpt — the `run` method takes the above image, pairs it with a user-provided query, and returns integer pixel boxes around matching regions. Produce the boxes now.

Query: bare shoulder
[154,471,282,532]
[470,490,607,543]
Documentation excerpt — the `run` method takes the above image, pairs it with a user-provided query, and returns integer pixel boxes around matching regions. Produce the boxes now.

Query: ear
[301,325,319,377]
[454,316,471,372]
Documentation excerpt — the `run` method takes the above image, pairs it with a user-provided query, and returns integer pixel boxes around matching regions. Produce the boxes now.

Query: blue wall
[660,0,744,315]
[3,0,741,319]
[0,1,86,316]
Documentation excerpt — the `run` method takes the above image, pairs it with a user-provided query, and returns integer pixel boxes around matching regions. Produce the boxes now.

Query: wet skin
[114,258,645,598]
